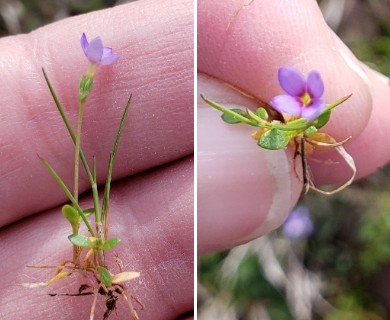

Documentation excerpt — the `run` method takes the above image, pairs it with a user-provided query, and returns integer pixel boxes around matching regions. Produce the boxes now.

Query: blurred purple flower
[270,67,326,121]
[282,206,314,239]
[80,33,120,66]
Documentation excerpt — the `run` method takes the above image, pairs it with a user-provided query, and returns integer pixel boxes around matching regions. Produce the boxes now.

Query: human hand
[198,0,390,253]
[0,0,193,319]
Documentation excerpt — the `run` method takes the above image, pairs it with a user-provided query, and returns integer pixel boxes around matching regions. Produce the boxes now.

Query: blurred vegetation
[0,0,134,36]
[199,1,390,319]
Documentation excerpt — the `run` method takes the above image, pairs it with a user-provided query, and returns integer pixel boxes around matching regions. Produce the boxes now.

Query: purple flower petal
[102,47,113,58]
[80,33,88,54]
[270,94,302,116]
[100,53,120,65]
[307,71,324,99]
[278,67,306,97]
[300,99,326,120]
[86,37,103,63]
[80,33,120,66]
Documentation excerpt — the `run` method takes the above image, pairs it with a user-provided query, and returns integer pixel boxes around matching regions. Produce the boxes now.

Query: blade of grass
[38,155,95,237]
[102,95,131,237]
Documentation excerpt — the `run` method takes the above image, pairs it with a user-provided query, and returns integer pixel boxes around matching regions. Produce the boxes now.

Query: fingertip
[198,0,373,143]
[310,66,390,185]
[198,75,302,253]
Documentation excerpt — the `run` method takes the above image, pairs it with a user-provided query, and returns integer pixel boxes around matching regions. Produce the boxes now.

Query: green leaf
[324,94,352,113]
[313,110,331,129]
[304,125,318,136]
[38,156,95,237]
[255,107,268,120]
[83,208,95,217]
[42,69,95,196]
[98,266,112,287]
[102,237,121,250]
[79,75,94,103]
[62,205,80,231]
[221,108,248,124]
[68,234,92,248]
[102,95,131,231]
[258,128,292,150]
[200,94,256,126]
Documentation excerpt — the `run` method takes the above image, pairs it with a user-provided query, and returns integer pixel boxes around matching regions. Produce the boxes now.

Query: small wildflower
[270,67,326,121]
[80,33,120,66]
[282,206,314,239]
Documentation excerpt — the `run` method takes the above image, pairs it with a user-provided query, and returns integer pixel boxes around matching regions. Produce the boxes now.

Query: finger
[198,74,302,253]
[0,157,193,320]
[198,0,390,252]
[0,0,193,226]
[309,66,390,184]
[198,0,390,182]
[198,0,371,141]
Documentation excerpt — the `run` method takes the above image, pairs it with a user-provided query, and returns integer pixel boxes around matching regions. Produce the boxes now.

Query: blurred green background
[199,1,390,319]
[0,0,136,36]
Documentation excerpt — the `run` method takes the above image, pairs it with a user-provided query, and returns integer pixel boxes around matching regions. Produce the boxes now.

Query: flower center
[300,92,311,106]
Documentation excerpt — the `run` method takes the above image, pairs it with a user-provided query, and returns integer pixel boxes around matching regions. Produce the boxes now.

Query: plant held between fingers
[201,67,356,194]
[23,33,142,320]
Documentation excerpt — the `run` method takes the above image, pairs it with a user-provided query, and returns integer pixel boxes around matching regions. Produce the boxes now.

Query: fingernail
[236,149,300,244]
[334,34,374,96]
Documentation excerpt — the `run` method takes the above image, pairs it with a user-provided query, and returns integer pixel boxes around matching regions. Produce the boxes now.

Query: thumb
[197,0,389,253]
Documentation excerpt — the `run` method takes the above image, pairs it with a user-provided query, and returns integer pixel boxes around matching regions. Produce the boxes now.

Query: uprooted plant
[201,67,356,194]
[23,33,142,320]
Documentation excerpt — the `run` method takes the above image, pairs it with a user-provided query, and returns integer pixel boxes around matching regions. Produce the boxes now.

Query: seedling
[22,33,142,319]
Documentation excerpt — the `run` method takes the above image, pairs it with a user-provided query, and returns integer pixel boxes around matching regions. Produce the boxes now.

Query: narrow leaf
[324,94,352,113]
[47,271,71,285]
[42,68,94,185]
[102,95,131,231]
[38,156,95,237]
[111,271,140,284]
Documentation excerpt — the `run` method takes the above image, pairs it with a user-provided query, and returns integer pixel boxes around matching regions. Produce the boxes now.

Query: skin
[198,0,390,253]
[0,0,193,319]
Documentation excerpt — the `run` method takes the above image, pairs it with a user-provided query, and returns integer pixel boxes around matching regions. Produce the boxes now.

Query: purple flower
[270,67,326,121]
[282,206,314,239]
[80,33,120,66]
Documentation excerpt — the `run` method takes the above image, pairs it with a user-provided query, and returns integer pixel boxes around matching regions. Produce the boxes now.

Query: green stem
[102,95,132,238]
[42,68,95,187]
[39,156,95,237]
[74,102,85,203]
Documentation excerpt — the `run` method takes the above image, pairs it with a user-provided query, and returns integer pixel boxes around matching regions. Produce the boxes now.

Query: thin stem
[92,158,104,266]
[42,68,94,185]
[74,102,85,203]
